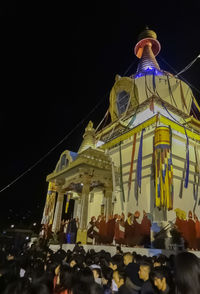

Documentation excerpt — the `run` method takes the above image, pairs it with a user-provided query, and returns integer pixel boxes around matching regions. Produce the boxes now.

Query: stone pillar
[52,192,64,233]
[79,180,90,230]
[104,186,113,222]
[76,176,91,244]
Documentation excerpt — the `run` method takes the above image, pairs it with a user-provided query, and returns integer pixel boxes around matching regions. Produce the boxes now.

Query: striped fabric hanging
[119,142,125,209]
[136,129,144,193]
[154,127,173,210]
[41,182,56,225]
[128,133,137,202]
[48,193,56,225]
[179,161,185,199]
[184,129,189,189]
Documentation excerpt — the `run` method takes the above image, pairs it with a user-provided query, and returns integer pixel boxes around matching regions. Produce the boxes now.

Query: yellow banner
[160,116,200,142]
[65,194,71,213]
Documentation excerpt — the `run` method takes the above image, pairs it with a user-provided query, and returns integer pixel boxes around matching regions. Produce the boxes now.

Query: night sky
[1,2,200,228]
[0,0,16,15]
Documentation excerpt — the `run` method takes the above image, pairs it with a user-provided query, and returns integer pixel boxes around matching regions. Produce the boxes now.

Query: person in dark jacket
[113,269,137,294]
[138,262,156,294]
[150,266,174,294]
[125,262,143,293]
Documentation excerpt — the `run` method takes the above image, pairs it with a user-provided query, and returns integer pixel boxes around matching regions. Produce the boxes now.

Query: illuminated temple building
[42,28,200,244]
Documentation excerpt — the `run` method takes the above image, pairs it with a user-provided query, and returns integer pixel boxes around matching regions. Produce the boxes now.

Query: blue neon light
[134,67,163,79]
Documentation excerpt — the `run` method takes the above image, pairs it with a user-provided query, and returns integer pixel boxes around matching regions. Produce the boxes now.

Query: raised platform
[49,244,200,258]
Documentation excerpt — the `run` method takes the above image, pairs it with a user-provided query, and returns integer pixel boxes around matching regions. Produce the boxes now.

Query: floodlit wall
[134,75,192,115]
[99,124,200,223]
[169,133,200,219]
[107,127,154,222]
[88,191,104,221]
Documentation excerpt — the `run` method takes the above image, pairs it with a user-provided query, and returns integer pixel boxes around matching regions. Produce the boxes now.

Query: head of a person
[153,260,161,267]
[91,216,96,223]
[134,254,143,265]
[79,267,94,284]
[125,262,143,287]
[153,255,167,268]
[123,253,133,266]
[116,246,123,254]
[151,266,173,293]
[113,269,126,289]
[109,255,123,271]
[59,265,74,291]
[175,252,200,294]
[138,262,151,282]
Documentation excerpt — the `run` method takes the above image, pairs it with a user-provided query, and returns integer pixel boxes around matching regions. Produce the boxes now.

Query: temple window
[59,154,69,170]
[117,90,130,115]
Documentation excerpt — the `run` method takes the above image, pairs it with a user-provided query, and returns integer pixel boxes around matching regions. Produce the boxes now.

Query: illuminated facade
[42,28,200,243]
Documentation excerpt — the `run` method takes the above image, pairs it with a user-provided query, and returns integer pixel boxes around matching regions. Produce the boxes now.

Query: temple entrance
[61,197,75,221]
[66,199,75,220]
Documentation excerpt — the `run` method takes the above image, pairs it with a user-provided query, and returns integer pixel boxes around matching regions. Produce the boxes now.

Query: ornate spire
[134,27,161,75]
[78,121,96,153]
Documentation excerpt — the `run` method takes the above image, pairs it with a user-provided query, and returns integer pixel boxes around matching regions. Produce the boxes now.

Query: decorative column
[52,192,64,233]
[76,175,91,244]
[79,179,90,230]
[104,184,113,222]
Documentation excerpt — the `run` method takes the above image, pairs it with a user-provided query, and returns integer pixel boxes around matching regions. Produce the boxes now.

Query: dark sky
[0,0,16,15]
[1,2,200,227]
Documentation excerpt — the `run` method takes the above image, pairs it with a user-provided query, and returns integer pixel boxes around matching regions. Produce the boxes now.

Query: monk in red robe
[99,215,107,244]
[125,213,133,246]
[132,211,141,246]
[141,210,151,245]
[175,209,187,248]
[118,213,125,245]
[106,215,116,244]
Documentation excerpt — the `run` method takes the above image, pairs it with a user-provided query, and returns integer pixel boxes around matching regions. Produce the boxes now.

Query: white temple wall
[88,191,103,221]
[170,133,200,219]
[104,125,200,222]
[107,129,154,219]
[171,179,198,217]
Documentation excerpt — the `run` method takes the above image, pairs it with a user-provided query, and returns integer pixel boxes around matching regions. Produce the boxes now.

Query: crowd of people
[1,234,200,294]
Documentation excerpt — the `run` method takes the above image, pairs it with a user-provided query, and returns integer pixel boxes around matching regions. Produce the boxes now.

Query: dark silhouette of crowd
[0,237,200,294]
